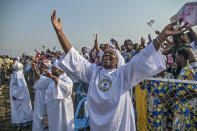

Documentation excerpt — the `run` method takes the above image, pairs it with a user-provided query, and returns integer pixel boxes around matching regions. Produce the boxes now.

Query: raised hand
[50,10,72,53]
[31,61,40,80]
[31,61,36,69]
[51,10,62,31]
[43,68,58,84]
[42,68,52,78]
[153,22,187,51]
[160,22,187,41]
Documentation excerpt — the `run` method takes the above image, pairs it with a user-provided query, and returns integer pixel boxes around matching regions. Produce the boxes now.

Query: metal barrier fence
[144,77,197,130]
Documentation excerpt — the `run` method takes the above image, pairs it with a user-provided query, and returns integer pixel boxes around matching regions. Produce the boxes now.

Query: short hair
[186,32,194,42]
[81,47,87,52]
[172,33,185,45]
[124,39,133,45]
[176,47,190,60]
[100,44,104,48]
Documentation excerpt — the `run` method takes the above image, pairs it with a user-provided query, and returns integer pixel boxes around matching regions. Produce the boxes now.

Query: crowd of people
[0,10,197,131]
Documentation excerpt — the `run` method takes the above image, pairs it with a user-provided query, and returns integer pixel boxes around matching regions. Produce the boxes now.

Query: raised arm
[51,10,72,53]
[121,22,184,90]
[32,62,40,80]
[111,39,121,52]
[51,10,92,83]
[153,22,187,51]
[93,34,100,52]
[43,68,59,85]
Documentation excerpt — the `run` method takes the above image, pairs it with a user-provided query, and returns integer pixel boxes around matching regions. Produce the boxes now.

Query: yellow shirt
[0,58,3,68]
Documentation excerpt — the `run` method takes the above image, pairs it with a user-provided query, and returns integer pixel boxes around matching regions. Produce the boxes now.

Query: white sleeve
[120,42,166,90]
[58,47,92,83]
[115,49,125,68]
[53,73,73,99]
[33,76,50,90]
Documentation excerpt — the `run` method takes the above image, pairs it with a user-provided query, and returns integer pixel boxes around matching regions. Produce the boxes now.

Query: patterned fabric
[122,50,135,63]
[146,73,173,130]
[172,65,197,130]
[73,80,88,118]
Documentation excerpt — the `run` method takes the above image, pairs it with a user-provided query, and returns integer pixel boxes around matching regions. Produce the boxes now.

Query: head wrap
[113,49,125,68]
[52,60,63,72]
[100,49,125,68]
[13,61,23,70]
[42,59,52,70]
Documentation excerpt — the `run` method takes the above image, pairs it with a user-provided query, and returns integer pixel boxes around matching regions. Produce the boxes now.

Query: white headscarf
[100,49,125,68]
[113,49,125,68]
[13,61,23,70]
[53,60,63,72]
[42,60,52,70]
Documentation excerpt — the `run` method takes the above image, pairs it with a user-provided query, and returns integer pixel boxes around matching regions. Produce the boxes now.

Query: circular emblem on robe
[98,79,112,92]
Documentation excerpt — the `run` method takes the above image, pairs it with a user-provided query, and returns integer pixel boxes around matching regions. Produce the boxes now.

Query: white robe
[32,75,51,131]
[59,43,166,131]
[45,73,74,131]
[9,70,33,124]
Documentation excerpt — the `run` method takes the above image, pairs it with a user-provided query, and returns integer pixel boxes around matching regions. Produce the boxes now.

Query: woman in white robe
[44,61,74,131]
[32,61,52,131]
[9,61,33,128]
[50,10,186,131]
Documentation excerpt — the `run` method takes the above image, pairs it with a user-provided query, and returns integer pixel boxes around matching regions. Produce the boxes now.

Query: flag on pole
[25,62,32,71]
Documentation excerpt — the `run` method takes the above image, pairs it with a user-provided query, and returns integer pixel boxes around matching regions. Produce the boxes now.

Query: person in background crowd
[121,45,126,54]
[184,25,197,56]
[133,43,139,51]
[140,37,146,49]
[183,25,197,70]
[162,31,196,64]
[44,60,74,131]
[89,34,104,64]
[32,60,52,131]
[0,55,4,88]
[159,47,197,130]
[99,43,105,51]
[122,39,135,63]
[9,60,33,130]
[171,47,197,130]
[81,47,90,60]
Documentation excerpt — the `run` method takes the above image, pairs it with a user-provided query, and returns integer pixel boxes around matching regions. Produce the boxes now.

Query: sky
[0,0,197,57]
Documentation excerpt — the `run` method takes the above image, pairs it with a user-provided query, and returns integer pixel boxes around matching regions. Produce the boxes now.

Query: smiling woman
[51,10,178,131]
[101,50,118,69]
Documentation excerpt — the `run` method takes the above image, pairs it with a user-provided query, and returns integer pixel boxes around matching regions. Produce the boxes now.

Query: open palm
[51,10,62,31]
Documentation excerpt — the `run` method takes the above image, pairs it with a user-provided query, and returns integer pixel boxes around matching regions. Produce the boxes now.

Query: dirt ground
[0,83,89,131]
[0,84,35,131]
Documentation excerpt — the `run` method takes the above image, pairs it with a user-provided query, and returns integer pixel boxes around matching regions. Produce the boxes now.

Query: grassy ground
[0,84,34,131]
